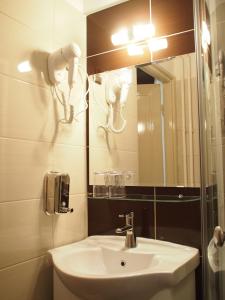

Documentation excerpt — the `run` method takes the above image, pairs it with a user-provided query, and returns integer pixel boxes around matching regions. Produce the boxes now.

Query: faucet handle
[118,213,125,218]
[118,211,134,218]
[118,212,134,226]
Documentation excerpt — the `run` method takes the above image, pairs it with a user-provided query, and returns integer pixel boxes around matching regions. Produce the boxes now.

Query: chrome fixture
[115,211,136,248]
[213,226,225,248]
[44,171,74,215]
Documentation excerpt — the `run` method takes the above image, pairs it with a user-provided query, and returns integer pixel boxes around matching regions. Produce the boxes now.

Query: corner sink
[49,236,199,300]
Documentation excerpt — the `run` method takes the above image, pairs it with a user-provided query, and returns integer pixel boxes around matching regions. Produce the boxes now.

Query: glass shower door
[195,0,225,299]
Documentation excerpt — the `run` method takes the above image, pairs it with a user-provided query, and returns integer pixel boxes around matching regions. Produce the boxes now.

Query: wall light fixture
[132,23,155,41]
[148,38,168,52]
[127,44,144,56]
[111,28,129,46]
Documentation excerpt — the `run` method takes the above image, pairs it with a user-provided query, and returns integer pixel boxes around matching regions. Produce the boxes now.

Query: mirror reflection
[89,52,200,187]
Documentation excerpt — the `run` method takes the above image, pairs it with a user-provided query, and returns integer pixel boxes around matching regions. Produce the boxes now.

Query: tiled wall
[0,1,87,299]
[88,187,201,249]
[138,84,164,185]
[87,0,195,74]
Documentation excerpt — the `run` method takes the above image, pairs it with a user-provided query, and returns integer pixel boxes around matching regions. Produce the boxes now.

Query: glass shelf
[88,193,200,203]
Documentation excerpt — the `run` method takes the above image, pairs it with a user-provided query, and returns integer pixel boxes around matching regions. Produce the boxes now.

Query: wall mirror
[87,0,198,188]
[88,52,200,188]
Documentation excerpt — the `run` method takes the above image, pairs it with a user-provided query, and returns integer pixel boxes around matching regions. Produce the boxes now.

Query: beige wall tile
[0,73,86,146]
[51,144,87,195]
[53,112,86,146]
[50,74,87,146]
[0,1,87,300]
[138,85,164,186]
[0,138,52,202]
[0,0,54,36]
[0,140,86,204]
[0,255,53,300]
[0,12,51,87]
[0,74,52,141]
[0,199,53,269]
[53,194,87,247]
[54,0,86,51]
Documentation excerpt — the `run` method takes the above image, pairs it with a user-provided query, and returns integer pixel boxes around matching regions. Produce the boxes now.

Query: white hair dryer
[106,69,132,134]
[48,43,81,88]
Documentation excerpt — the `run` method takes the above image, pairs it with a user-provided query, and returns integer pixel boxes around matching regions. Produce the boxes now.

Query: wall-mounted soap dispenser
[44,172,74,215]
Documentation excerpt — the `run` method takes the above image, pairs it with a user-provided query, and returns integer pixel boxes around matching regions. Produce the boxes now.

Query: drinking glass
[93,171,109,198]
[108,171,126,198]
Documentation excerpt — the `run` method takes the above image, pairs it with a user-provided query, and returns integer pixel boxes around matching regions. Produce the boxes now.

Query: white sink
[49,235,199,300]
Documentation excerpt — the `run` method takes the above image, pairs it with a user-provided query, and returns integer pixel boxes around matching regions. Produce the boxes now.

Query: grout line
[0,193,87,205]
[0,71,49,90]
[0,70,49,90]
[0,198,42,205]
[88,145,138,153]
[0,11,38,33]
[68,193,88,199]
[0,136,87,149]
[0,254,48,272]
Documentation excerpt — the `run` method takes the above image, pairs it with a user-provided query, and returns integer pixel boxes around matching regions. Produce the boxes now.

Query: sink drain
[121,260,126,267]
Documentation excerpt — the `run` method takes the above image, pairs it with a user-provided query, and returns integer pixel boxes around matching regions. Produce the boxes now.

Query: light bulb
[133,23,155,41]
[127,44,144,56]
[148,38,168,52]
[111,28,129,46]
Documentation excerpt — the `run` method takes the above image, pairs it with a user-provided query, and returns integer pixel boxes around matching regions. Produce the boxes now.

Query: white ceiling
[66,0,128,15]
[65,0,84,12]
[83,0,128,14]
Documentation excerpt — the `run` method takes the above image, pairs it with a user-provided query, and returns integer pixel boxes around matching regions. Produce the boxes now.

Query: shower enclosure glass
[195,0,225,299]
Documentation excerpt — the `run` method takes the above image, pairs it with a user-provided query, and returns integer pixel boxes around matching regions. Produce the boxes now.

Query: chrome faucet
[115,212,137,248]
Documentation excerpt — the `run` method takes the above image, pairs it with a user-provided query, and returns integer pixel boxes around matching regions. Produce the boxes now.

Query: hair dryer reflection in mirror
[48,43,89,124]
[102,68,132,134]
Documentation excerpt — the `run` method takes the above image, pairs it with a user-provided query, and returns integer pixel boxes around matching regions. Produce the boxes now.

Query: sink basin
[49,235,199,300]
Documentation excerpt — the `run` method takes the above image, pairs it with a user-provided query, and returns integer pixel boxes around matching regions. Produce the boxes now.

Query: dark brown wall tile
[155,186,200,196]
[87,0,195,74]
[151,0,194,37]
[88,198,154,238]
[121,186,155,195]
[87,0,150,56]
[155,200,201,250]
[87,45,151,75]
[152,30,195,61]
